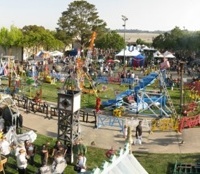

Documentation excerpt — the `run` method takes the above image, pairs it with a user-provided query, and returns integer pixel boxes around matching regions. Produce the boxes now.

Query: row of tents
[36,50,64,58]
[115,46,175,59]
[153,50,176,58]
[114,46,176,67]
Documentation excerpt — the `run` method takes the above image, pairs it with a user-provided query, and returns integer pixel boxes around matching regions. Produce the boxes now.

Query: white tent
[50,50,63,57]
[153,51,164,58]
[163,51,175,58]
[36,50,49,57]
[116,47,140,57]
[92,143,148,174]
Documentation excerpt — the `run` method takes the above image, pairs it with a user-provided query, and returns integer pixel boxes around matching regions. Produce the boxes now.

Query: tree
[21,25,64,53]
[136,38,151,47]
[152,27,185,51]
[95,30,124,51]
[0,25,23,55]
[57,0,106,49]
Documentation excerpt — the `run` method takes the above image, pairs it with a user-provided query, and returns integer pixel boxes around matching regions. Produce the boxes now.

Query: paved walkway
[21,107,200,154]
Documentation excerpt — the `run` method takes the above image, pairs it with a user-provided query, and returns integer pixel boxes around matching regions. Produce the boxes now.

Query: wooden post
[179,61,185,114]
[126,126,133,154]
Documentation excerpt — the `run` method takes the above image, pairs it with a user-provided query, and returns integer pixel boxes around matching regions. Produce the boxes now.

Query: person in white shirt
[17,149,28,174]
[51,151,67,174]
[76,153,87,173]
[0,136,11,168]
[130,72,135,79]
[0,136,11,157]
[135,76,139,84]
[15,142,26,157]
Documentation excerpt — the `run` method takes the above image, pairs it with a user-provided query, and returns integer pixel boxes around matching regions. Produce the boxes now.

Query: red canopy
[107,59,114,63]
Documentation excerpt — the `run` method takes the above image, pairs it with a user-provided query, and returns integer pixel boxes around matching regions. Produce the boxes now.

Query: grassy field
[5,133,200,174]
[4,132,200,174]
[118,32,160,44]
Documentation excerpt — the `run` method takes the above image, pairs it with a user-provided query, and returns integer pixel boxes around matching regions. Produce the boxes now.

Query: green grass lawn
[5,133,200,174]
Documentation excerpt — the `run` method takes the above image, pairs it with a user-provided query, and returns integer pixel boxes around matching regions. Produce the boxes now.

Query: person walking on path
[133,120,143,145]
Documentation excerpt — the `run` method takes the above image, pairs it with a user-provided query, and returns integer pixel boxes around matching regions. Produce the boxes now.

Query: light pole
[122,15,128,65]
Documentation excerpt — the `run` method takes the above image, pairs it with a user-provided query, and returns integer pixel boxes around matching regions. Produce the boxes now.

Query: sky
[0,0,200,31]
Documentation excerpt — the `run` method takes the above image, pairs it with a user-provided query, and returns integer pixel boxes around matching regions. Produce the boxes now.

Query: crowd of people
[0,136,90,174]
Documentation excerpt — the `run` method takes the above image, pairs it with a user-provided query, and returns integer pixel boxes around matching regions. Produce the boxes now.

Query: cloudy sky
[0,0,200,31]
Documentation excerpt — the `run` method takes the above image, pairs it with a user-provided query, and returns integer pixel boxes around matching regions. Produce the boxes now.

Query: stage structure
[57,88,81,163]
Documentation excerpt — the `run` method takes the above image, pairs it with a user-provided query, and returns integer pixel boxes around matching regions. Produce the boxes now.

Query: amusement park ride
[98,64,200,135]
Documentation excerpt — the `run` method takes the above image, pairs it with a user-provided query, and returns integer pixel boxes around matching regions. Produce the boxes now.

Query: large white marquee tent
[115,46,140,57]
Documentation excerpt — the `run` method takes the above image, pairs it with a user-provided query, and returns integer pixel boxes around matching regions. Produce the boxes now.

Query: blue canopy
[135,54,145,59]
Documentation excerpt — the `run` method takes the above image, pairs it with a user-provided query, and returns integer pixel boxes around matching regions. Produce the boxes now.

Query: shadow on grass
[178,154,200,161]
[166,162,175,174]
[148,138,179,146]
[165,134,180,138]
[46,131,57,137]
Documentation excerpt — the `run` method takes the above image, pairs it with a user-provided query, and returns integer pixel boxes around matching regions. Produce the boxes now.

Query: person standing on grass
[17,149,28,174]
[105,146,115,158]
[73,139,87,164]
[51,151,67,174]
[133,120,143,145]
[51,140,62,158]
[76,153,87,173]
[24,140,36,166]
[40,142,50,166]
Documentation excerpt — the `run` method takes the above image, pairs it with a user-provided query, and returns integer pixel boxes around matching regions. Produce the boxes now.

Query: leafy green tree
[152,27,185,51]
[95,30,124,51]
[136,38,151,47]
[0,25,23,55]
[57,0,106,49]
[21,25,64,52]
[152,27,200,59]
[152,34,165,50]
[54,29,72,48]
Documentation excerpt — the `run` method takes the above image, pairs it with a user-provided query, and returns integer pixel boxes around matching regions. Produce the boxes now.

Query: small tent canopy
[107,59,114,63]
[135,54,145,59]
[132,54,145,67]
[36,51,50,58]
[142,45,149,51]
[163,51,175,58]
[115,47,140,57]
[130,50,141,57]
[153,51,164,58]
[65,49,77,56]
[115,48,128,57]
[50,51,63,57]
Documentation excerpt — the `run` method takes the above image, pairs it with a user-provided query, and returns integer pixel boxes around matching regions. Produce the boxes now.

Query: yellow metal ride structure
[89,31,97,51]
[61,58,98,98]
[76,58,98,97]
